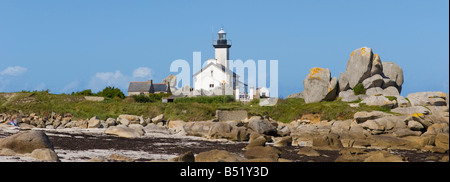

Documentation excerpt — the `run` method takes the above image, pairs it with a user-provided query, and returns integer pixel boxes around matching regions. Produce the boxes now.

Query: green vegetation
[353,83,366,95]
[0,91,393,123]
[71,86,125,99]
[385,96,397,101]
[132,93,172,103]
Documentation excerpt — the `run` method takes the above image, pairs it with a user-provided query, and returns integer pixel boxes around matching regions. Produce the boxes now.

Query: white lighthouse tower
[213,28,232,69]
[193,27,243,96]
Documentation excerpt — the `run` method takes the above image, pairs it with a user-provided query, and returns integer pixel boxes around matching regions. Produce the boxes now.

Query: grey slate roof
[152,83,168,92]
[128,82,151,93]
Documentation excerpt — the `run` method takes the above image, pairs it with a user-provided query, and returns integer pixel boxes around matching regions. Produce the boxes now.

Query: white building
[193,28,245,96]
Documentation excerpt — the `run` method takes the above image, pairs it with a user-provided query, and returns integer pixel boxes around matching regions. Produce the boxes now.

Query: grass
[0,91,393,122]
[385,96,397,101]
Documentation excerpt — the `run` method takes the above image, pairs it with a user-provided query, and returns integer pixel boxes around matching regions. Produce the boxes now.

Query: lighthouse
[213,28,232,70]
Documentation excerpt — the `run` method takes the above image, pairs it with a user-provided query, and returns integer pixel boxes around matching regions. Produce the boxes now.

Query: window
[211,70,213,77]
[209,84,214,88]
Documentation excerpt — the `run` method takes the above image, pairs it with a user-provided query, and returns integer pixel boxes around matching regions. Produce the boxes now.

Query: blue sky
[0,0,448,97]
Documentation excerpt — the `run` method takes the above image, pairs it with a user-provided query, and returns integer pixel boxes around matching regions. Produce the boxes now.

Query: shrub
[133,95,151,103]
[97,86,125,99]
[132,93,172,103]
[385,96,397,101]
[71,89,94,96]
[353,83,366,95]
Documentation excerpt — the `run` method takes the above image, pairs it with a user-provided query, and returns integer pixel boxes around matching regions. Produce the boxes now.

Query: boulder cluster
[299,47,405,106]
[0,130,59,161]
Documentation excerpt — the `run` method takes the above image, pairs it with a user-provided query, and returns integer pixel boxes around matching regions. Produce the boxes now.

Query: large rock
[370,53,383,76]
[104,125,143,138]
[118,114,139,121]
[338,72,350,92]
[407,120,424,131]
[368,135,423,150]
[365,87,383,96]
[381,61,404,92]
[381,78,398,89]
[406,113,434,128]
[273,136,292,147]
[406,92,448,107]
[128,124,145,136]
[330,120,352,137]
[344,47,373,88]
[151,114,164,124]
[244,146,281,162]
[363,150,406,162]
[396,96,411,108]
[383,87,400,96]
[118,114,141,125]
[195,149,244,162]
[297,147,321,157]
[361,120,385,135]
[0,131,54,154]
[303,67,338,103]
[338,90,360,102]
[391,106,431,116]
[168,120,186,134]
[422,123,449,136]
[312,133,343,150]
[208,122,248,141]
[183,121,215,137]
[354,111,391,123]
[247,119,276,136]
[30,148,59,162]
[362,74,383,89]
[143,124,170,135]
[88,116,101,128]
[361,95,397,108]
[435,133,449,150]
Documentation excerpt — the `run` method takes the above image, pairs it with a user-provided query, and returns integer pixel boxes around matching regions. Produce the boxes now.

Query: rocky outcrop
[302,67,339,103]
[340,47,403,93]
[195,149,244,162]
[343,47,374,89]
[407,92,448,106]
[0,130,54,154]
[0,131,59,161]
[361,95,397,108]
[382,61,404,90]
[244,146,282,162]
[207,122,248,141]
[105,125,143,138]
[300,47,405,104]
[247,116,277,135]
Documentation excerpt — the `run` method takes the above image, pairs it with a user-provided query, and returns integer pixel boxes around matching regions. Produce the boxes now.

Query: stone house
[127,80,171,96]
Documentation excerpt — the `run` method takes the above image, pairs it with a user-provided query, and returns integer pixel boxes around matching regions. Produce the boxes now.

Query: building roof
[128,81,151,92]
[153,83,168,92]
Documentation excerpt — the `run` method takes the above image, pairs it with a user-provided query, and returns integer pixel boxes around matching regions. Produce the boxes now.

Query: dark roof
[152,83,168,92]
[128,82,151,92]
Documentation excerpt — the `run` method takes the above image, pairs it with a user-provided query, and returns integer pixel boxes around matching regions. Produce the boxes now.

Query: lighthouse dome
[218,28,226,34]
